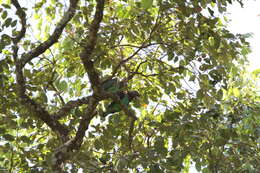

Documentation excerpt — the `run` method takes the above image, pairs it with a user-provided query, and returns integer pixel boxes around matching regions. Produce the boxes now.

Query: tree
[0,0,259,172]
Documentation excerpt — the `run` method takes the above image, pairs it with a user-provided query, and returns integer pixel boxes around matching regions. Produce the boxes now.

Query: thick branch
[52,89,137,169]
[15,62,69,141]
[11,0,78,141]
[20,94,69,139]
[52,97,99,170]
[53,96,91,120]
[65,90,137,151]
[79,0,105,92]
[68,97,99,150]
[20,0,79,67]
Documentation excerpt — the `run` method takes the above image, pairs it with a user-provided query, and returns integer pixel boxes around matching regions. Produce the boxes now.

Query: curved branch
[120,60,157,83]
[12,0,79,142]
[20,0,79,67]
[79,0,105,92]
[15,62,69,140]
[111,45,147,78]
[11,0,26,44]
[130,72,158,78]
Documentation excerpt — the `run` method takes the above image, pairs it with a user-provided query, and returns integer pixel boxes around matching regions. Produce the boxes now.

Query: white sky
[227,0,260,71]
[190,1,260,172]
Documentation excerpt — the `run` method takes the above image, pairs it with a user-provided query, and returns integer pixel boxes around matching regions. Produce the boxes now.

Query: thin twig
[110,13,162,78]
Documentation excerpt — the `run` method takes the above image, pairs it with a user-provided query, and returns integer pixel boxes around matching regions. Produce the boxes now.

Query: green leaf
[56,80,68,92]
[0,128,6,134]
[1,10,7,19]
[94,140,102,150]
[3,134,15,141]
[195,162,201,171]
[252,69,260,76]
[4,17,12,27]
[233,88,240,97]
[39,91,48,103]
[20,136,31,143]
[141,0,153,9]
[2,4,11,9]
[11,20,17,27]
[196,89,204,98]
[148,164,163,173]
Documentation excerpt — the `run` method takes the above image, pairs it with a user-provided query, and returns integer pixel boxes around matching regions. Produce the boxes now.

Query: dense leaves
[0,0,259,172]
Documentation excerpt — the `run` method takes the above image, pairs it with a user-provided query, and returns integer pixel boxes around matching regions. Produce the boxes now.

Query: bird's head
[127,91,140,100]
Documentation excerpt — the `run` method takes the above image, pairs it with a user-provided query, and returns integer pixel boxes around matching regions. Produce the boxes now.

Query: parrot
[102,90,140,117]
[101,78,125,93]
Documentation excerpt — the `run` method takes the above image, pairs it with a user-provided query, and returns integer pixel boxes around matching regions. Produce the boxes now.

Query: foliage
[0,0,259,172]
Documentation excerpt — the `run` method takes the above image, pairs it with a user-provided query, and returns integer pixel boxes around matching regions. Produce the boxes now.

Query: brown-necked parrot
[101,78,126,93]
[102,91,140,117]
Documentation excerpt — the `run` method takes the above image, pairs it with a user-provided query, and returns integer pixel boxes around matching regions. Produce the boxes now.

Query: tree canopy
[0,0,259,172]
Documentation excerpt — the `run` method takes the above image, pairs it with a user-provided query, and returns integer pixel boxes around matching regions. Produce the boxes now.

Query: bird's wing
[121,95,130,106]
[102,78,119,91]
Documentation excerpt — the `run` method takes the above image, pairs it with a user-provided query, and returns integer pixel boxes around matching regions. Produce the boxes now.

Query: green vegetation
[0,0,259,172]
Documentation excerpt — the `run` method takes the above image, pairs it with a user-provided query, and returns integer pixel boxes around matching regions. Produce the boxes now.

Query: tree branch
[130,72,158,78]
[15,62,69,140]
[79,0,105,92]
[20,0,79,67]
[120,60,157,84]
[111,45,147,78]
[50,1,105,169]
[128,118,136,149]
[21,94,69,139]
[11,0,78,142]
[69,97,99,150]
[11,0,26,45]
[53,96,91,120]
[52,97,99,170]
[63,89,138,152]
[110,13,161,78]
[49,83,66,105]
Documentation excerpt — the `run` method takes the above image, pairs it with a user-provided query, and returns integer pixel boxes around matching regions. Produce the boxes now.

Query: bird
[101,78,126,93]
[102,91,140,117]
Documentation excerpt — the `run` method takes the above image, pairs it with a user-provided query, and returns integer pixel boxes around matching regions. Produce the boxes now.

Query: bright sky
[227,0,260,71]
[190,1,260,172]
